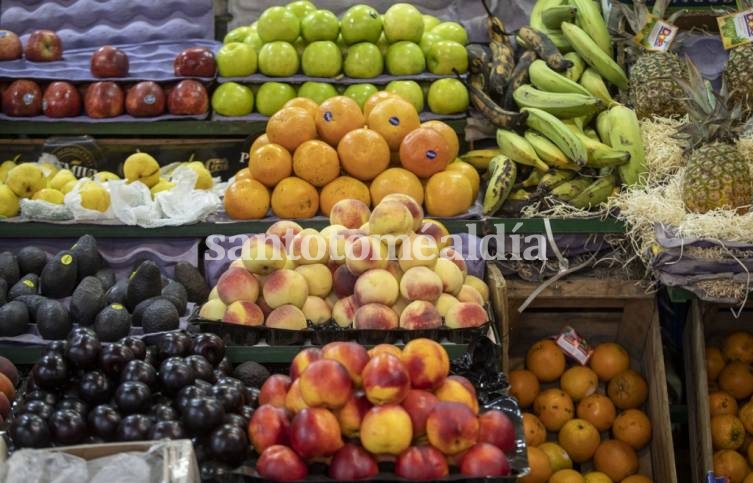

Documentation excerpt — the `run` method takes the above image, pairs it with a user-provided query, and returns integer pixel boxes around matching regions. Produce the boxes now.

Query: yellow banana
[524,130,582,170]
[595,110,611,145]
[561,22,628,90]
[513,84,604,118]
[608,105,646,186]
[579,68,618,107]
[522,107,588,166]
[483,155,518,215]
[563,52,586,82]
[550,176,593,202]
[460,149,503,170]
[542,5,577,29]
[529,59,592,96]
[569,0,612,56]
[568,174,617,209]
[537,169,578,193]
[496,129,550,172]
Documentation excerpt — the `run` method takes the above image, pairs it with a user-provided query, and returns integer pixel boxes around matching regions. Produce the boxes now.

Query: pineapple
[725,43,753,117]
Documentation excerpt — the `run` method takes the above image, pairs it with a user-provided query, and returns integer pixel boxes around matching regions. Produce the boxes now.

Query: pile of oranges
[223,92,480,220]
[509,339,654,483]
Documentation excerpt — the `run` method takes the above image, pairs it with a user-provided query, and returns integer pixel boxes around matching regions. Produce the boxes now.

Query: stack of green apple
[211,1,471,118]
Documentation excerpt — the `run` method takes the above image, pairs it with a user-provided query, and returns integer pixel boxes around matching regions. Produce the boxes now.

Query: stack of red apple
[250,339,518,480]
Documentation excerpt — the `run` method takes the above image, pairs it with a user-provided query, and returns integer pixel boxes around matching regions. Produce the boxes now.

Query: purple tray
[0,112,208,122]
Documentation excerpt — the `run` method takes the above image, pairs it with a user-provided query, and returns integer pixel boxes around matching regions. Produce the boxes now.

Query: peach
[322,341,371,387]
[395,446,449,480]
[295,263,333,297]
[257,297,273,318]
[362,353,411,405]
[354,268,399,306]
[208,286,219,300]
[360,404,413,455]
[335,393,373,438]
[242,235,288,275]
[216,267,260,304]
[345,235,389,275]
[198,299,226,321]
[426,401,480,455]
[435,294,460,317]
[465,275,489,303]
[382,193,423,230]
[445,302,488,329]
[402,338,450,390]
[386,259,404,282]
[257,445,308,481]
[330,199,371,229]
[460,443,511,477]
[402,389,439,437]
[478,409,516,454]
[299,359,353,409]
[229,259,245,269]
[289,228,330,265]
[265,304,308,330]
[439,247,468,275]
[399,233,440,271]
[285,378,309,414]
[435,375,480,414]
[253,273,268,287]
[354,303,399,330]
[290,407,344,459]
[222,300,264,326]
[333,264,359,297]
[248,405,290,453]
[392,297,409,317]
[325,292,339,309]
[329,444,379,481]
[368,344,402,359]
[266,220,303,247]
[332,295,358,327]
[399,300,443,330]
[400,266,443,302]
[418,219,451,250]
[301,296,331,326]
[290,348,322,380]
[284,257,296,270]
[457,284,484,305]
[330,228,365,264]
[320,223,346,241]
[433,258,464,295]
[263,269,309,308]
[368,199,414,241]
[260,374,292,407]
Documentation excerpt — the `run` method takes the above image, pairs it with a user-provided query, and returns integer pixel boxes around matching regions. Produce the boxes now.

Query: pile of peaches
[249,339,519,480]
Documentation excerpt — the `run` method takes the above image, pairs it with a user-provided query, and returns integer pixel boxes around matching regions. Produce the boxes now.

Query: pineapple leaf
[652,0,672,20]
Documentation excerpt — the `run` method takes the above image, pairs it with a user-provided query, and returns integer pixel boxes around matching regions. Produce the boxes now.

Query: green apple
[216,42,257,77]
[298,82,338,104]
[431,21,468,45]
[385,41,425,76]
[285,0,317,19]
[386,80,424,112]
[427,40,468,75]
[249,22,257,33]
[257,6,301,43]
[383,3,424,43]
[302,41,342,77]
[343,42,383,78]
[376,33,389,56]
[224,26,253,44]
[256,82,297,116]
[301,10,339,42]
[294,37,307,57]
[419,31,441,56]
[336,34,348,55]
[212,82,254,116]
[423,15,441,32]
[243,32,263,53]
[258,41,300,77]
[427,78,468,114]
[340,5,382,45]
[343,84,378,109]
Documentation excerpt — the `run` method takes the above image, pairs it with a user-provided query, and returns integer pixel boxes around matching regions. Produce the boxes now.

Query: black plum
[115,381,152,414]
[88,404,121,440]
[159,357,195,396]
[222,413,248,431]
[24,389,57,406]
[157,332,192,360]
[181,397,224,435]
[56,398,88,416]
[240,405,255,421]
[208,424,248,466]
[32,352,68,389]
[100,343,135,378]
[175,384,208,412]
[120,359,157,389]
[49,409,87,445]
[10,413,51,448]
[151,403,179,421]
[119,336,147,360]
[185,355,215,383]
[66,328,102,370]
[116,414,153,441]
[78,371,112,405]
[210,383,244,413]
[20,400,53,420]
[192,333,225,366]
[149,420,186,440]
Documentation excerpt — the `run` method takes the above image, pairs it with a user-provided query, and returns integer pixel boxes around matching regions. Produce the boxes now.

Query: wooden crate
[489,269,677,482]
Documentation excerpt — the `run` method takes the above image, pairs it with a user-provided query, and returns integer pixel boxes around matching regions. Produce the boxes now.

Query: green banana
[584,128,600,142]
[579,68,617,107]
[529,59,592,97]
[459,149,502,170]
[542,5,577,29]
[537,169,577,193]
[568,0,612,56]
[499,188,539,216]
[595,110,611,144]
[530,0,572,51]
[561,22,628,90]
[520,169,544,188]
[522,107,588,166]
[550,176,593,202]
[568,174,617,209]
[608,105,646,186]
[483,155,518,215]
[562,122,631,168]
[513,84,604,118]
[524,130,582,170]
[496,129,550,172]
[563,52,586,82]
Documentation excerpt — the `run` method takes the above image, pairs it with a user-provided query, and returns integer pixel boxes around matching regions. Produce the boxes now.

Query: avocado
[14,295,46,322]
[95,268,116,291]
[8,273,39,300]
[131,296,168,326]
[0,278,7,305]
[40,251,78,299]
[36,299,71,340]
[70,276,106,326]
[93,304,132,342]
[161,275,170,288]
[141,299,179,334]
[0,252,20,286]
[105,278,128,305]
[233,361,271,388]
[0,300,29,337]
[16,246,48,275]
[174,261,210,303]
[126,260,162,311]
[161,280,188,315]
[71,235,102,280]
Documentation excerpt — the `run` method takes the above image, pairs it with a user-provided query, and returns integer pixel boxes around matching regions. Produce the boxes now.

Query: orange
[709,391,739,417]
[508,369,540,408]
[249,143,292,188]
[558,418,600,463]
[293,140,340,187]
[320,176,371,216]
[522,412,547,447]
[234,167,254,182]
[593,439,639,482]
[560,366,599,402]
[583,472,614,483]
[549,469,586,483]
[223,179,270,220]
[421,120,460,160]
[708,346,727,383]
[399,127,452,178]
[714,449,750,483]
[745,473,753,483]
[446,160,481,199]
[719,362,753,400]
[538,442,573,471]
[589,342,630,382]
[250,133,270,157]
[747,440,753,466]
[424,171,474,217]
[607,369,648,410]
[369,167,424,205]
[534,388,574,432]
[270,177,319,219]
[724,331,753,363]
[284,97,319,120]
[622,477,653,483]
[337,128,390,181]
[740,400,753,434]
[520,446,552,483]
[316,96,365,146]
[711,414,746,450]
[266,107,318,152]
[526,339,566,383]
[612,409,652,450]
[577,393,617,432]
[363,91,401,119]
[366,97,421,151]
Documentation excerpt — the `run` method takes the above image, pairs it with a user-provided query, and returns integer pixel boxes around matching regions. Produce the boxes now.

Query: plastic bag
[154,167,221,226]
[64,178,117,222]
[19,198,73,221]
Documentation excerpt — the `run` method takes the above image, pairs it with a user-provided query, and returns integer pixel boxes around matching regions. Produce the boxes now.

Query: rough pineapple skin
[629,52,687,119]
[682,143,752,214]
[725,43,753,116]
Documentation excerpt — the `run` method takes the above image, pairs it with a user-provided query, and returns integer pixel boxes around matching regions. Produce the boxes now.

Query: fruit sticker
[111,303,125,311]
[634,14,678,52]
[22,280,34,288]
[61,254,73,265]
[717,8,753,49]
[556,326,593,365]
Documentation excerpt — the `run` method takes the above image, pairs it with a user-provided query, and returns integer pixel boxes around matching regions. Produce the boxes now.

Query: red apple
[478,409,516,454]
[257,445,308,481]
[2,80,42,116]
[167,79,208,115]
[0,30,22,60]
[91,45,129,77]
[174,47,216,77]
[459,443,512,476]
[25,30,62,62]
[125,81,165,117]
[84,81,124,118]
[43,81,81,117]
[328,444,379,481]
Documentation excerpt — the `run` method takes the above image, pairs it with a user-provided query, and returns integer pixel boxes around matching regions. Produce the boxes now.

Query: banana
[520,169,543,188]
[537,169,577,193]
[550,176,593,202]
[459,149,502,170]
[502,50,538,110]
[524,130,582,170]
[561,22,628,90]
[467,44,491,76]
[542,5,577,29]
[579,68,617,107]
[608,105,646,186]
[468,76,529,129]
[499,188,539,216]
[489,42,516,98]
[522,107,588,166]
[483,155,518,215]
[529,59,592,97]
[530,0,572,51]
[481,0,509,45]
[584,128,600,142]
[516,26,572,72]
[595,110,611,144]
[568,174,617,209]
[563,52,586,82]
[513,84,604,118]
[568,0,612,56]
[562,122,631,168]
[496,129,550,172]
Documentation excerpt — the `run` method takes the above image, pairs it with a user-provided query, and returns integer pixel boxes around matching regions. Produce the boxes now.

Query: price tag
[556,326,593,365]
[717,8,753,49]
[634,14,679,52]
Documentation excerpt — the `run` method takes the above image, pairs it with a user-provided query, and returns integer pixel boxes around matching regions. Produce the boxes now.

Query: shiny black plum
[217,356,232,375]
[151,403,178,421]
[115,381,152,414]
[208,424,248,466]
[175,384,208,412]
[20,400,53,420]
[116,414,153,441]
[78,371,112,405]
[24,389,57,406]
[88,404,121,440]
[11,413,51,448]
[32,352,68,389]
[240,405,255,421]
[56,398,88,416]
[157,332,192,360]
[192,333,225,366]
[149,420,186,440]
[100,343,135,378]
[159,357,195,395]
[185,355,215,383]
[49,409,87,445]
[45,340,68,356]
[119,336,147,360]
[66,329,102,370]
[211,383,244,413]
[244,387,260,408]
[120,359,157,389]
[222,413,248,431]
[181,397,224,434]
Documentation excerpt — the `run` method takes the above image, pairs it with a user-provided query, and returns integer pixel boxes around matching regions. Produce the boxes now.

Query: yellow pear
[94,171,120,182]
[32,188,65,205]
[123,152,160,188]
[0,184,20,217]
[5,163,46,198]
[186,161,213,190]
[79,182,110,212]
[49,169,77,191]
[150,178,176,196]
[62,179,78,194]
[39,162,59,180]
[0,160,17,183]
